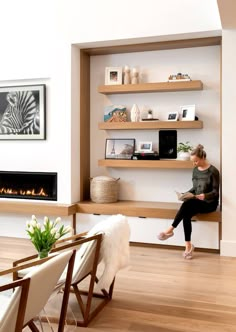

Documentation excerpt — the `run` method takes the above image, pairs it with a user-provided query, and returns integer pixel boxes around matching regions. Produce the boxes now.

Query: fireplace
[0,171,57,201]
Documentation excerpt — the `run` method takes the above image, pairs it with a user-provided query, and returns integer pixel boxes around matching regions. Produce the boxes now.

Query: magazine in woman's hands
[175,191,195,201]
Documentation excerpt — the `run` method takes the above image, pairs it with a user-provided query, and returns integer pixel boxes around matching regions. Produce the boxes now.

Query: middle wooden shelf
[98,159,193,169]
[98,120,203,130]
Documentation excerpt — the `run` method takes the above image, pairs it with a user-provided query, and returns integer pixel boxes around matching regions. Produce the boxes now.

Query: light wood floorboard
[1,237,236,332]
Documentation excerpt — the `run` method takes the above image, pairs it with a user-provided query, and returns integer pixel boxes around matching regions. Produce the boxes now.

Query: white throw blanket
[86,214,130,290]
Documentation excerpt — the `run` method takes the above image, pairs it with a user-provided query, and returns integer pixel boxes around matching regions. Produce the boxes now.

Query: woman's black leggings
[172,199,218,241]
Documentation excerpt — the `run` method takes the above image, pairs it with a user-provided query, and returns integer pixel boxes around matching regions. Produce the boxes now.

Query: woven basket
[90,176,120,203]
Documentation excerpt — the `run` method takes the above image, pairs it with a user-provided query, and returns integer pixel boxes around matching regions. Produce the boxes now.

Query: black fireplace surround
[0,171,57,201]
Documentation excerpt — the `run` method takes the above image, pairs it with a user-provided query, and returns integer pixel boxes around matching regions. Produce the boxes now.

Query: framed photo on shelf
[105,67,123,85]
[137,141,153,152]
[167,112,179,121]
[180,105,195,121]
[105,138,135,159]
[0,84,46,140]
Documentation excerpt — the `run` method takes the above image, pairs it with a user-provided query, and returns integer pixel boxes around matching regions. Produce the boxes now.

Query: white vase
[178,151,191,160]
[130,104,140,122]
[124,66,131,84]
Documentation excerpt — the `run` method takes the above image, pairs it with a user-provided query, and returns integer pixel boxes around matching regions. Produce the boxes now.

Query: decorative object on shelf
[168,73,191,82]
[0,84,46,140]
[26,215,72,258]
[167,112,179,121]
[180,105,196,121]
[147,110,153,119]
[104,105,127,122]
[105,138,135,159]
[105,67,123,85]
[159,130,177,159]
[141,118,159,121]
[124,65,131,84]
[137,141,153,153]
[130,103,141,122]
[131,67,139,84]
[132,151,159,160]
[177,141,193,160]
[90,176,120,203]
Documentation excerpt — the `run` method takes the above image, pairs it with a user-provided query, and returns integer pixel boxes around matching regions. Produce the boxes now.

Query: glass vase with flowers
[26,215,72,259]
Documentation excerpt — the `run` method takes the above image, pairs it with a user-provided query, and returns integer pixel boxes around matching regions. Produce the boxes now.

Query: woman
[158,144,220,259]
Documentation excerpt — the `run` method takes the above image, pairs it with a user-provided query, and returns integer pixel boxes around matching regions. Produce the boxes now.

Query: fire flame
[0,187,48,197]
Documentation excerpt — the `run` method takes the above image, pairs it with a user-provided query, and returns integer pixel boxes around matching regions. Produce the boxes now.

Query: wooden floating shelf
[77,200,221,222]
[98,80,203,95]
[98,120,203,130]
[0,201,77,216]
[98,159,193,169]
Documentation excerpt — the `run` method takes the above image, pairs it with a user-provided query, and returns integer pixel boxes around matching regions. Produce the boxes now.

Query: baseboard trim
[130,241,220,254]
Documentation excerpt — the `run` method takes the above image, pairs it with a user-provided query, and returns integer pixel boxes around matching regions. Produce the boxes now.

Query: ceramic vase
[124,66,131,84]
[130,104,140,122]
[178,151,191,160]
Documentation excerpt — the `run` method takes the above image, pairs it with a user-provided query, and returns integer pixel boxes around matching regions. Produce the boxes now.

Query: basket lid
[91,176,118,182]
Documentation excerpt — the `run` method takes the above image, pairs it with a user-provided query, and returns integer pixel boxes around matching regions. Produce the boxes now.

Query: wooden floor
[1,237,236,332]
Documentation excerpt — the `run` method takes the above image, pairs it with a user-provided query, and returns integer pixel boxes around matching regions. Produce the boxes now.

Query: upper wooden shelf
[97,80,203,95]
[98,120,203,130]
[98,159,193,169]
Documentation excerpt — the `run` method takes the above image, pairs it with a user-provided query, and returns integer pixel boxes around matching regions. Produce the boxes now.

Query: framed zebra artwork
[0,84,46,140]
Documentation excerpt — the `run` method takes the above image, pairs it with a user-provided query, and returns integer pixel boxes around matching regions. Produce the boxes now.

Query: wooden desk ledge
[77,200,221,222]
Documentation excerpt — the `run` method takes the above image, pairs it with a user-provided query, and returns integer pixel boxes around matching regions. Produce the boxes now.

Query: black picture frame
[105,138,135,159]
[0,84,46,140]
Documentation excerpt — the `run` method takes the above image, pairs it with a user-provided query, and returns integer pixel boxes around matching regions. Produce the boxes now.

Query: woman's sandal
[183,245,195,259]
[157,231,174,241]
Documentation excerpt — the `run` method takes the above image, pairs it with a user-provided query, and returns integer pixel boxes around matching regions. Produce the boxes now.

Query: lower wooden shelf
[0,201,77,216]
[77,200,221,222]
[98,159,194,168]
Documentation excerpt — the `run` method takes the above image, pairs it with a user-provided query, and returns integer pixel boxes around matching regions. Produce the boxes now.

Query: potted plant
[177,141,193,160]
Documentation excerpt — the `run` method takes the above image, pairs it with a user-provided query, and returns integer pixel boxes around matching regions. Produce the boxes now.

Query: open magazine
[175,191,195,201]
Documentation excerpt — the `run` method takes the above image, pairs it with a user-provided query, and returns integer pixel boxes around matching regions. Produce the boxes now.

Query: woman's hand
[195,193,205,200]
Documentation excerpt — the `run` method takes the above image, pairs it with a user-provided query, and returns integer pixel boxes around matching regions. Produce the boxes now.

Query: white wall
[0,0,225,250]
[220,29,236,256]
[57,0,221,44]
[90,46,220,203]
[0,1,73,204]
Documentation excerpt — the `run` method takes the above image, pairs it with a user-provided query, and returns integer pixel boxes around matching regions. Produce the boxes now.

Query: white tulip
[55,217,61,224]
[29,226,34,233]
[31,219,37,227]
[55,232,60,239]
[50,228,56,235]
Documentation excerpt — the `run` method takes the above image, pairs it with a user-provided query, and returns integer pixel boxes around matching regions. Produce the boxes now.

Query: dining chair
[46,213,130,327]
[13,214,130,327]
[0,249,75,332]
[0,277,30,332]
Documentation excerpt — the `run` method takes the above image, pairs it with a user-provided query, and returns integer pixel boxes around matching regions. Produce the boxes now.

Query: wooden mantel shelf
[98,80,203,95]
[98,120,203,130]
[98,159,194,169]
[0,201,77,216]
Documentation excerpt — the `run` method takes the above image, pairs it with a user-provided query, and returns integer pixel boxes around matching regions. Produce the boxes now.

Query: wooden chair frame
[0,277,30,332]
[11,232,115,327]
[0,250,76,332]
